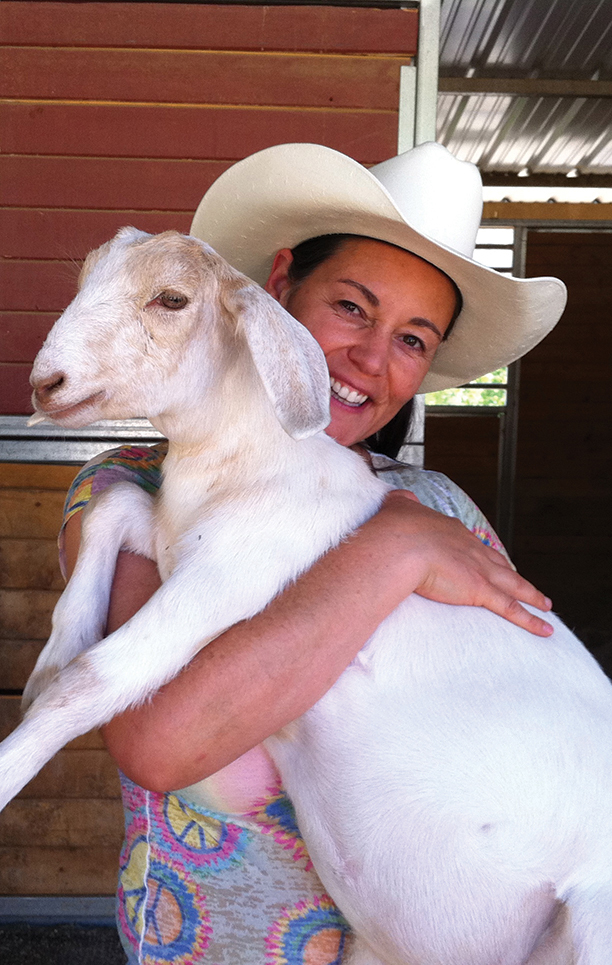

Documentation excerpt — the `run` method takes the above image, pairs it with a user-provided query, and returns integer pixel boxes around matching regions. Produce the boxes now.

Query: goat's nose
[31,371,67,404]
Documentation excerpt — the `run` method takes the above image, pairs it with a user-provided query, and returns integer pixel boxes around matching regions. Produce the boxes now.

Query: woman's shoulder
[371,453,505,554]
[59,443,168,578]
[70,440,166,492]
[62,442,167,525]
[371,453,470,511]
[75,441,167,488]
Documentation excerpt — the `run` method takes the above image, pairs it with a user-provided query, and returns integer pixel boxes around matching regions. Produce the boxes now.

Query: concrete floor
[0,924,127,964]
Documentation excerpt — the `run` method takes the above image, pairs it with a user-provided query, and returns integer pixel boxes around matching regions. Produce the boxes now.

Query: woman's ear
[264,249,294,304]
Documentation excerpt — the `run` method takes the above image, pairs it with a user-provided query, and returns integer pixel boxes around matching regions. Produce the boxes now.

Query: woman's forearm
[104,528,406,790]
[72,496,430,790]
[63,491,552,792]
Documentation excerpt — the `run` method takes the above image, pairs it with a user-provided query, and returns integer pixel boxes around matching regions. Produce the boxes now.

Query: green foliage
[425,368,507,407]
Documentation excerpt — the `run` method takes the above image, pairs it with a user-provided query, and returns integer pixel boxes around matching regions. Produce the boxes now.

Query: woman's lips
[330,377,369,407]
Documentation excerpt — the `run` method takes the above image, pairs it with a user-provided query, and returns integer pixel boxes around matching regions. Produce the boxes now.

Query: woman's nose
[347,329,390,376]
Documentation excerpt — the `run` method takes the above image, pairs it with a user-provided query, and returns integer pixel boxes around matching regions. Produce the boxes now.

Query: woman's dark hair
[288,234,354,286]
[288,234,462,460]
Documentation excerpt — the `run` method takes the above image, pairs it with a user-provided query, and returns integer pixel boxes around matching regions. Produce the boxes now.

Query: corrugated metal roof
[437,0,612,179]
[440,0,612,77]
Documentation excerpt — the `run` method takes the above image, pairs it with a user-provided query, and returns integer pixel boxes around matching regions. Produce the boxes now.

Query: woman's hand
[378,489,553,637]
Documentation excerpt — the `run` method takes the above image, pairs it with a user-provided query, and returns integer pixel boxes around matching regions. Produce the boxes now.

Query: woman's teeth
[330,378,368,407]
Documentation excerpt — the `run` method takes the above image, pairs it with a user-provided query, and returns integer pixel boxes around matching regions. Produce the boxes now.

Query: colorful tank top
[60,445,505,965]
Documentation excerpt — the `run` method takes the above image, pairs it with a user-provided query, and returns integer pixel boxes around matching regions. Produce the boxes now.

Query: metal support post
[398,0,441,464]
[495,226,527,552]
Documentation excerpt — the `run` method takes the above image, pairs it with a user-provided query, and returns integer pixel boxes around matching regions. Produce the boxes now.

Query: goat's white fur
[3,228,612,964]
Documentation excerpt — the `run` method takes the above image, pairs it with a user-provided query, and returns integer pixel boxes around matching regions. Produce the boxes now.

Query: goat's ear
[227,285,331,440]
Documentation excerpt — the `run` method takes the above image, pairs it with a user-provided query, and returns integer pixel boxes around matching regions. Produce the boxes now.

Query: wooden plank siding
[0,1,413,897]
[0,2,418,52]
[0,461,74,697]
[2,47,409,107]
[0,1,415,415]
[0,462,125,895]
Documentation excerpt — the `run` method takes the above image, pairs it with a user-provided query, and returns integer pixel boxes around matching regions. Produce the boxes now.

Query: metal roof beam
[439,77,612,98]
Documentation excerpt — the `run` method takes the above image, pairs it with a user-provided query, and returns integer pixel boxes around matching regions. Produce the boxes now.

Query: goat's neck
[151,338,282,450]
[151,362,296,554]
[157,376,289,479]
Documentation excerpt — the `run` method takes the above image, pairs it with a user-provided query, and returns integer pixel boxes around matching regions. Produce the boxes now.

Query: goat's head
[30,228,331,441]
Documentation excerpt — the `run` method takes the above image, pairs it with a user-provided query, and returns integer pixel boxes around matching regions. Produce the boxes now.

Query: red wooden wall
[0,0,415,897]
[0,0,417,416]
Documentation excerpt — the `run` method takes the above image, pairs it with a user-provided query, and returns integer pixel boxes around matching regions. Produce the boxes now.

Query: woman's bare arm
[63,490,552,792]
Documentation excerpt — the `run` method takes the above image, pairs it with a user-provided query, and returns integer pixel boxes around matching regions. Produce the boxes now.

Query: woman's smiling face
[265,237,457,447]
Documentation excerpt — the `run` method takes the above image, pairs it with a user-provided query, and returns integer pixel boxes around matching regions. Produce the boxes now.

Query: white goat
[2,227,612,965]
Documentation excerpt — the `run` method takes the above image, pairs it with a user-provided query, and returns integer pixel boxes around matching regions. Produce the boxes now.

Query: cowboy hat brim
[190,143,567,394]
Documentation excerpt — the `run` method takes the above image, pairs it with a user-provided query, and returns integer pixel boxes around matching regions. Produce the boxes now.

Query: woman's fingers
[503,569,552,612]
[419,563,555,636]
[461,563,554,635]
[381,490,554,636]
[480,567,555,636]
[495,596,554,637]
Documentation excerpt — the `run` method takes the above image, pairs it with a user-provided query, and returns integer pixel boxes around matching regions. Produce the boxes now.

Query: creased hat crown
[370,143,483,257]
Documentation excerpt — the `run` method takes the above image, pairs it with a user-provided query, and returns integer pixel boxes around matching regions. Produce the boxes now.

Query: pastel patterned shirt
[60,445,505,965]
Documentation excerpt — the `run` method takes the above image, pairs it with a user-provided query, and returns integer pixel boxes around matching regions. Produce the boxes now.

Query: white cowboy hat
[190,142,566,393]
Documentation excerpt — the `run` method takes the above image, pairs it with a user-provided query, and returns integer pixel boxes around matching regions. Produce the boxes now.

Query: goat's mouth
[33,390,106,424]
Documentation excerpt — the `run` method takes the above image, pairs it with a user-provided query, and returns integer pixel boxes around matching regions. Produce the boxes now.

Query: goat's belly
[265,593,612,957]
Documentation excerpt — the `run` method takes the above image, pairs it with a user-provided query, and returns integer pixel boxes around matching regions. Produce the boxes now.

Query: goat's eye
[147,291,188,310]
[159,291,188,310]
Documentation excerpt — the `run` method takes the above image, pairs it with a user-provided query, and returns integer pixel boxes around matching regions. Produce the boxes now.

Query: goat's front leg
[22,482,156,710]
[0,546,283,811]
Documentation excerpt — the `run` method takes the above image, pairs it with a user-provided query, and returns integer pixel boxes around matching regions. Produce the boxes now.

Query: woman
[60,142,565,964]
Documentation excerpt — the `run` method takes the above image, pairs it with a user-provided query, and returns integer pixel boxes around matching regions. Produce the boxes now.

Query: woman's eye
[339,300,361,316]
[401,334,424,350]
